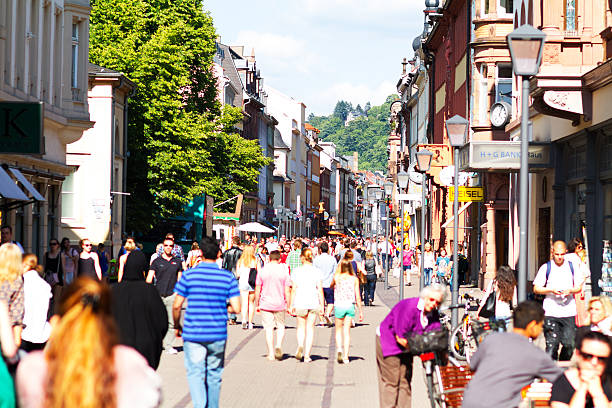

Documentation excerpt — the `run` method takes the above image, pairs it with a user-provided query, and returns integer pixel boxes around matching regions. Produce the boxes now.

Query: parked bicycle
[448,293,506,363]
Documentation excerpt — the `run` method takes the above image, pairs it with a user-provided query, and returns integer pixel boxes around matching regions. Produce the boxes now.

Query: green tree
[89,0,270,231]
[308,95,398,171]
[333,100,353,121]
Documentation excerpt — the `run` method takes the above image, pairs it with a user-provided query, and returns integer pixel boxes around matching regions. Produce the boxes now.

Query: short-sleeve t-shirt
[551,372,612,408]
[174,262,239,342]
[291,264,322,310]
[533,260,583,318]
[150,256,183,297]
[256,262,291,312]
[436,256,450,275]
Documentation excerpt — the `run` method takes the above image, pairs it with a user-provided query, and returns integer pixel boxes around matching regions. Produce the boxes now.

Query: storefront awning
[0,167,28,201]
[458,141,552,172]
[8,168,45,201]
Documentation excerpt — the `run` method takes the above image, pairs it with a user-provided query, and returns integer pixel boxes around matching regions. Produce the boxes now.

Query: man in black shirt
[148,237,183,354]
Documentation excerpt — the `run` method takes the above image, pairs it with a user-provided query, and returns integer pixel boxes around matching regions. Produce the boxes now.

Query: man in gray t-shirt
[462,301,562,408]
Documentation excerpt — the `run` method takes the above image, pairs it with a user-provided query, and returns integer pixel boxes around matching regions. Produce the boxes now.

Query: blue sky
[204,0,425,116]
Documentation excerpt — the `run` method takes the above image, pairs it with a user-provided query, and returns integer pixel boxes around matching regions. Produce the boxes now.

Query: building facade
[0,0,92,258]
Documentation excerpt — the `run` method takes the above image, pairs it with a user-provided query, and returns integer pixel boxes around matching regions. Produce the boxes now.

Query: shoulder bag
[478,287,496,319]
[248,267,258,288]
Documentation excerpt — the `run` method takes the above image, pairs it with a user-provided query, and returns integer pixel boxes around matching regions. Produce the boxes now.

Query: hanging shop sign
[0,102,43,154]
[448,186,484,202]
[458,141,551,172]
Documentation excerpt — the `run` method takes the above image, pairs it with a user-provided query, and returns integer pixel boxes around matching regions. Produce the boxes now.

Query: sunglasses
[50,242,59,246]
[84,244,92,247]
[579,350,609,363]
[163,244,173,247]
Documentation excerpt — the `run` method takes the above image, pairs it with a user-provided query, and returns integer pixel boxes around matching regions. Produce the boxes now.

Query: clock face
[490,102,509,128]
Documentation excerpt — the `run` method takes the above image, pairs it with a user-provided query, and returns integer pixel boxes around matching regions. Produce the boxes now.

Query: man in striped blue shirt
[173,236,241,408]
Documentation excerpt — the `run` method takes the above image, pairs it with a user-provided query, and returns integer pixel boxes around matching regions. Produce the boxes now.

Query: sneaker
[274,347,283,361]
[342,355,349,364]
[248,323,254,330]
[242,322,248,330]
[295,346,304,361]
[303,356,312,363]
[337,351,343,364]
[166,347,178,355]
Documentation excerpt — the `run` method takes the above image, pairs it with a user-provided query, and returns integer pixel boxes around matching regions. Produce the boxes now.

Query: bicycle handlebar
[439,303,466,312]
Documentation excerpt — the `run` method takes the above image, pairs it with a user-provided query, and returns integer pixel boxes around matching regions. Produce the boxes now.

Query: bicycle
[448,294,506,363]
[409,328,451,408]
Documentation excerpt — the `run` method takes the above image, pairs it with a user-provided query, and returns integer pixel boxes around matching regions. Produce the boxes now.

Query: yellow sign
[448,186,484,202]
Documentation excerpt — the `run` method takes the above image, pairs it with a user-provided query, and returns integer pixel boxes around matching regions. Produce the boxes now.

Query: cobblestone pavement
[158,272,484,408]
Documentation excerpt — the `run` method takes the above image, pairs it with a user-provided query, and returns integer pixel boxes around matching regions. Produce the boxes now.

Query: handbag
[478,290,496,319]
[248,267,257,288]
[406,328,449,354]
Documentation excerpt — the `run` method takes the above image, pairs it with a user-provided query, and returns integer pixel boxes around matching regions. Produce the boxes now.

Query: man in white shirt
[533,240,585,361]
[313,242,337,326]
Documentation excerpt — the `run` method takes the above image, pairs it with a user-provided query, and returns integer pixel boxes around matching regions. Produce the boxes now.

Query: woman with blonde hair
[21,254,52,352]
[289,247,324,362]
[0,243,24,347]
[237,245,258,330]
[16,278,161,408]
[331,259,363,364]
[117,237,136,282]
[582,296,612,336]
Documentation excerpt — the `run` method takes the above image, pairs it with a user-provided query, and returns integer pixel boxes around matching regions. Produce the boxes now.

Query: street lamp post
[507,25,546,302]
[416,149,434,290]
[373,188,386,288]
[397,172,410,300]
[383,181,394,292]
[446,114,468,328]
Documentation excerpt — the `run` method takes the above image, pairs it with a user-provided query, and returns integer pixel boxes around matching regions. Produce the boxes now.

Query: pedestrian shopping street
[159,274,470,408]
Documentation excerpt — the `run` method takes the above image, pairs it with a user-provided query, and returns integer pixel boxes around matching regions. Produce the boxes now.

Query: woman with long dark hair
[16,278,161,408]
[478,265,517,324]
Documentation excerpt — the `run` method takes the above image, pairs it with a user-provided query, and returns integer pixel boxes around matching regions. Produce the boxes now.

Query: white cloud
[312,80,397,115]
[233,31,319,75]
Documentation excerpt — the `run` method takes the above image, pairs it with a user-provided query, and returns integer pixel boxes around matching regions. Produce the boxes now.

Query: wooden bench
[437,365,473,408]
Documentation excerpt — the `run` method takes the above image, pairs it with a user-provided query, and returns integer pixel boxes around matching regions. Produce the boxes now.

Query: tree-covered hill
[308,95,397,172]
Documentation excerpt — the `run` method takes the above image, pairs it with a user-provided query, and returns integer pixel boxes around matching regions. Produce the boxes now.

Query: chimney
[353,152,359,172]
[402,58,408,75]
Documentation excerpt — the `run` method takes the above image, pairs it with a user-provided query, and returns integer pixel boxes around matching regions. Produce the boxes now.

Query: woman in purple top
[376,283,446,408]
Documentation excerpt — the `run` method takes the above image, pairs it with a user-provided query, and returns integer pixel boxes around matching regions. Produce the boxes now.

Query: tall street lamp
[397,171,410,300]
[507,24,546,302]
[416,149,434,290]
[446,114,468,327]
[383,181,394,291]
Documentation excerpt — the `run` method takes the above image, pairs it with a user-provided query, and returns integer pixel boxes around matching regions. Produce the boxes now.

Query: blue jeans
[183,339,226,408]
[423,268,433,286]
[365,275,377,305]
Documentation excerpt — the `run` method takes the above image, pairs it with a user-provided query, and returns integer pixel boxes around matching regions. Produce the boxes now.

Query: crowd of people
[1,225,611,408]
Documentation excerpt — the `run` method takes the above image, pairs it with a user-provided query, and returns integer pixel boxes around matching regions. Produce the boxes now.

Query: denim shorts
[334,305,355,319]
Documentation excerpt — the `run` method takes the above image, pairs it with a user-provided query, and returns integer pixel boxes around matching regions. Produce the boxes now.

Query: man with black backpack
[533,240,586,360]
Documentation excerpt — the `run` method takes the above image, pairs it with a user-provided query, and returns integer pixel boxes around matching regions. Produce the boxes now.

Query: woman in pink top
[16,278,161,408]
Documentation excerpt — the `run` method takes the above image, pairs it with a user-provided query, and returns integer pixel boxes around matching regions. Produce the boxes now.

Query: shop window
[605,183,612,241]
[47,185,58,242]
[496,64,513,105]
[32,199,41,258]
[601,134,612,173]
[15,208,24,246]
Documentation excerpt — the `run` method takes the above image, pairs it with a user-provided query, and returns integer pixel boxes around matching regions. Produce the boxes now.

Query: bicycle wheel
[449,325,468,361]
